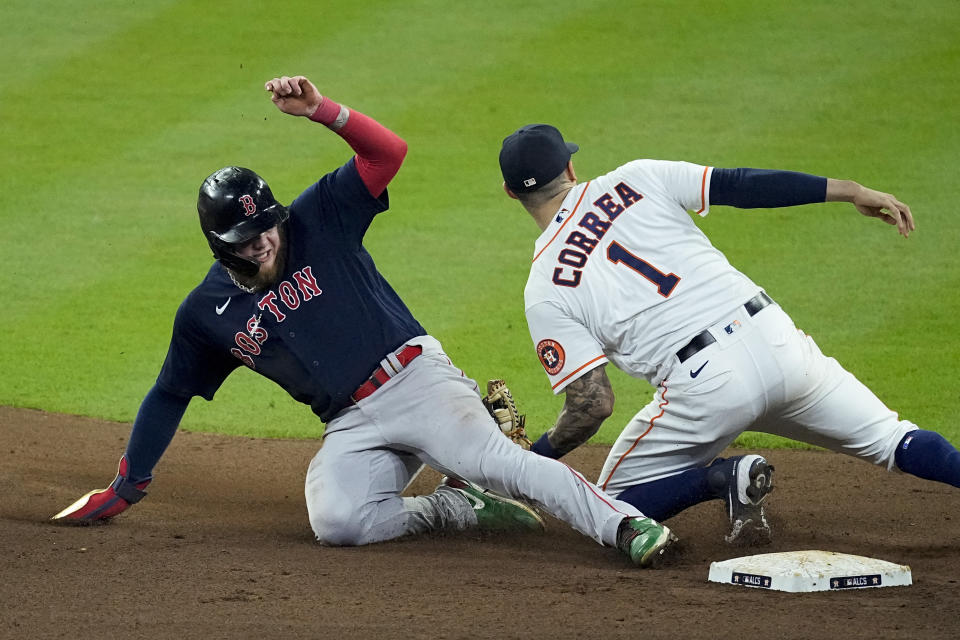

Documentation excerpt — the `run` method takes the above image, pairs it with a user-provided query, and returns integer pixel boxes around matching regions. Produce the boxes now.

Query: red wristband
[309,97,343,126]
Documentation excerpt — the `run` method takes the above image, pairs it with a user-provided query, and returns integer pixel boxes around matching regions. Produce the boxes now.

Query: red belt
[350,345,423,403]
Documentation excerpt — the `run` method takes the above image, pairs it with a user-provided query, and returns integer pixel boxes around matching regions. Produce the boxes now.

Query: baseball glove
[482,379,532,449]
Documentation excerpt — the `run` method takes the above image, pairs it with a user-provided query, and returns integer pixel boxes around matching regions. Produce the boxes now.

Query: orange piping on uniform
[551,354,607,390]
[532,181,592,263]
[694,167,709,215]
[600,380,669,491]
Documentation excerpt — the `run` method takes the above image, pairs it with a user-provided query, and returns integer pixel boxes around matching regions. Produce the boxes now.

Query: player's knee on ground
[308,498,369,546]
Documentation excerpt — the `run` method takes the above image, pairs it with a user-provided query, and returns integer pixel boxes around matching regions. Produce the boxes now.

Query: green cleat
[441,477,545,533]
[616,517,677,568]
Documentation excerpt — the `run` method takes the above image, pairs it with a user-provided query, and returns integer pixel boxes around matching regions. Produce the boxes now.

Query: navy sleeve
[124,384,191,482]
[710,168,827,208]
[157,297,240,400]
[289,158,389,248]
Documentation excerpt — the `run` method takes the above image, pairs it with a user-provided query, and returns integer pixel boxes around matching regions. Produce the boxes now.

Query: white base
[708,550,912,592]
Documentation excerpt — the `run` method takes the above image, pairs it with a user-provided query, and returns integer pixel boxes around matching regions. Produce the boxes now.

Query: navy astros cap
[499,124,578,194]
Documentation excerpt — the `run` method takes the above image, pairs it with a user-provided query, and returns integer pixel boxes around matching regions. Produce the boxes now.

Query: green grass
[2,0,958,447]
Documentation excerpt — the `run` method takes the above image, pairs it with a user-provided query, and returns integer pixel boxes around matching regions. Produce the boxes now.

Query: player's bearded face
[233,226,286,291]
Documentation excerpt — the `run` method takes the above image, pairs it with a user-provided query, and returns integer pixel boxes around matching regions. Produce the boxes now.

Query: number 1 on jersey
[606,241,680,297]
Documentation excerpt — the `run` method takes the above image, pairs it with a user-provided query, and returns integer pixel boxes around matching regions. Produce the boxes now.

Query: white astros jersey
[524,160,762,392]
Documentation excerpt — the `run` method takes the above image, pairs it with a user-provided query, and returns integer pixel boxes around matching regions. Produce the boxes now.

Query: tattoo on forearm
[549,367,613,456]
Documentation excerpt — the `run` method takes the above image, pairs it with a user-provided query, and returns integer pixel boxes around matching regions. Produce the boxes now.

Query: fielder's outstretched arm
[531,366,615,459]
[825,178,914,237]
[710,168,914,237]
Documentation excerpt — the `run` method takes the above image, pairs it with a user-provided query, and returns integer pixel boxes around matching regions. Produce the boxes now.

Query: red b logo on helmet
[239,194,257,216]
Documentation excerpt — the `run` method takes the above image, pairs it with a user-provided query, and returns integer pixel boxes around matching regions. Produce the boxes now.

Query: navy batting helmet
[197,167,289,277]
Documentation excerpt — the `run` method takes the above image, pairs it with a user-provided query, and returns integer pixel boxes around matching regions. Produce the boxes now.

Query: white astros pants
[305,335,642,546]
[598,302,918,496]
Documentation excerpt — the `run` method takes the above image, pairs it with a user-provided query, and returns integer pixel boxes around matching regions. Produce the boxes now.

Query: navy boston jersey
[157,158,426,421]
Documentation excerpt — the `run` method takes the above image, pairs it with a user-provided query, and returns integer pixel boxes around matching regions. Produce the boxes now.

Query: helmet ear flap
[207,233,260,277]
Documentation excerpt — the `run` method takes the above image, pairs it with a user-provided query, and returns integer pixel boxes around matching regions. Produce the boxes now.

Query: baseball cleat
[440,476,545,533]
[723,455,774,546]
[616,516,677,568]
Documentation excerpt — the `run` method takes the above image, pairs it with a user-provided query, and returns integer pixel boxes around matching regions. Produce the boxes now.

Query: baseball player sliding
[499,124,959,544]
[51,76,677,568]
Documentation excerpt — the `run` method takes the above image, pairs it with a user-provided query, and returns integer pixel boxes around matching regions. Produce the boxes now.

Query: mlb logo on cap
[499,124,578,194]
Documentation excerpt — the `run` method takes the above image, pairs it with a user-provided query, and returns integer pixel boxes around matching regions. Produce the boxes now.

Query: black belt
[675,292,773,363]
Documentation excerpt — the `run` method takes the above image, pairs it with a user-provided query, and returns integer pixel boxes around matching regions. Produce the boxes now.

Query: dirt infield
[2,406,959,639]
